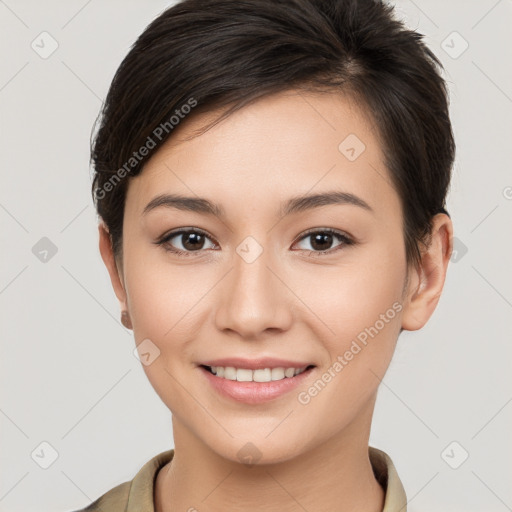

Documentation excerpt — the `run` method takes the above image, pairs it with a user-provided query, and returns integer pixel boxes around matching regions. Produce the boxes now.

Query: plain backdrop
[1,1,511,511]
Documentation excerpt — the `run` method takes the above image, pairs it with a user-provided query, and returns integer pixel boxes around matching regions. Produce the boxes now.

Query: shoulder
[67,481,131,512]
[67,449,175,512]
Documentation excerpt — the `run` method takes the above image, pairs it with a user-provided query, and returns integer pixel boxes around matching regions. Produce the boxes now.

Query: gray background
[1,1,511,511]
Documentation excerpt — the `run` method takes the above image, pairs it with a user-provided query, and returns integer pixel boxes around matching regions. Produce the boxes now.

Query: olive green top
[71,446,407,511]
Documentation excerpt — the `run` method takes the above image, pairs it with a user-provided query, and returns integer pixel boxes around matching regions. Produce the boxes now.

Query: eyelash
[155,227,355,257]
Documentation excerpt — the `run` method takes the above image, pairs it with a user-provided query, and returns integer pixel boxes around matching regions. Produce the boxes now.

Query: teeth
[208,365,309,382]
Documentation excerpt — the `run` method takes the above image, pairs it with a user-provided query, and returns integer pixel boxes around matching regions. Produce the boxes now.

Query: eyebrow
[142,191,374,218]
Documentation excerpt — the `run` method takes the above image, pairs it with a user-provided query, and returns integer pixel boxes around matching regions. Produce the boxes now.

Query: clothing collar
[126,446,407,512]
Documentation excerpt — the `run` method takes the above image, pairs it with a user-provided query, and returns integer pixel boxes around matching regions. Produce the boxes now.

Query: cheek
[295,244,404,397]
[291,249,404,345]
[124,250,208,339]
[126,267,201,413]
[124,259,212,411]
[293,288,401,445]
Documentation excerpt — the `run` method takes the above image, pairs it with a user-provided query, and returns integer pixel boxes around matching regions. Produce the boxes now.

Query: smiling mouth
[200,364,316,383]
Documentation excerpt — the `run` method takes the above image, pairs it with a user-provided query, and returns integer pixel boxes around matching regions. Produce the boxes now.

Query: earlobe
[98,221,128,310]
[401,214,453,331]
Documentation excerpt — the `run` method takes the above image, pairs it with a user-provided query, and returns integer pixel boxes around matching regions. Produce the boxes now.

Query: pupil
[311,233,332,251]
[183,233,204,250]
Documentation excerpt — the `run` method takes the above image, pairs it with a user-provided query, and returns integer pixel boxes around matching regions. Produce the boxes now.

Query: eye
[155,227,354,257]
[293,228,354,255]
[155,228,217,256]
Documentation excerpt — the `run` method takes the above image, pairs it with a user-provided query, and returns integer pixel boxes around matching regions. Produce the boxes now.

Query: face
[101,89,430,464]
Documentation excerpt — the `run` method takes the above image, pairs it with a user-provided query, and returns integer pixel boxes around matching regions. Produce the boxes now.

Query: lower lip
[199,366,316,404]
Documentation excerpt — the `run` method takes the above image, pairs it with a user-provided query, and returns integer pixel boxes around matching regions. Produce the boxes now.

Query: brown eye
[156,228,216,255]
[294,229,354,254]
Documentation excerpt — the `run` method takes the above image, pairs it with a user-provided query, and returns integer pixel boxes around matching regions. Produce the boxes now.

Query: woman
[77,0,455,510]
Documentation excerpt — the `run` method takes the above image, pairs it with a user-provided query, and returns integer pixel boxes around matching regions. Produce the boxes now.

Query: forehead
[125,89,398,220]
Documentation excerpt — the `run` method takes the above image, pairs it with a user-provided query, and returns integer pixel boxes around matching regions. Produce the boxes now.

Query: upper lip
[199,357,315,370]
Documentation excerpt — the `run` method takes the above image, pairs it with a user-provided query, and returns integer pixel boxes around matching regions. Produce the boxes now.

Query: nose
[214,245,293,339]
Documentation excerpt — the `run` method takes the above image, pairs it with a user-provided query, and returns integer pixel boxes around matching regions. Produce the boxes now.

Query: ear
[98,221,128,311]
[401,213,453,331]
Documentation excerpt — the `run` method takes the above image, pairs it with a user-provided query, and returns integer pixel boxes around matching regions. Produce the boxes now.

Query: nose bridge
[215,236,291,336]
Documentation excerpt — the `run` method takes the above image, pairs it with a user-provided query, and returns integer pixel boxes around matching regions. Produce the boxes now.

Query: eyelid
[156,227,214,244]
[296,227,352,240]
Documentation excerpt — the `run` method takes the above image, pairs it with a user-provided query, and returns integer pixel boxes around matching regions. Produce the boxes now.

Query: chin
[203,432,308,467]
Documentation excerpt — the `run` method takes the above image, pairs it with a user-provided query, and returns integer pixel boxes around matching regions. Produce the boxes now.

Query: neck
[155,398,385,512]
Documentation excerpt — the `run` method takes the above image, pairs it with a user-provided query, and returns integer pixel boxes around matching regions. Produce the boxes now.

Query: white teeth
[284,368,295,378]
[271,368,285,380]
[237,368,253,382]
[223,367,237,380]
[208,365,309,382]
[253,368,272,382]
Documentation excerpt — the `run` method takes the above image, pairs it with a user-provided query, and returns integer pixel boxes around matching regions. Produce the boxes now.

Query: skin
[99,89,453,512]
